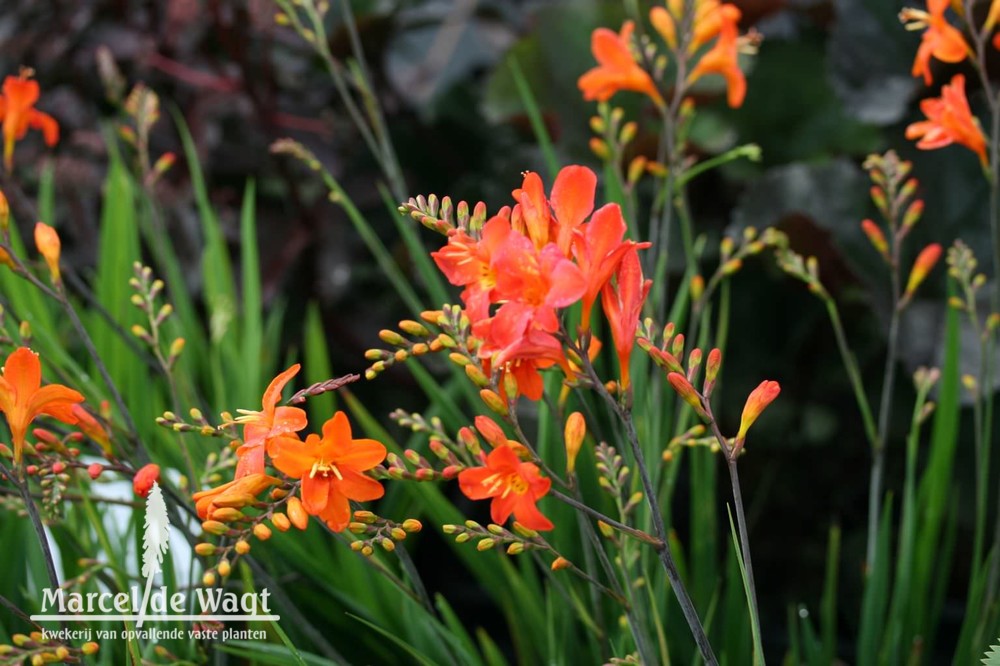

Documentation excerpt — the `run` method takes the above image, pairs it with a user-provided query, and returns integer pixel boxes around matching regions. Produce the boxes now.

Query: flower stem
[868,248,902,571]
[0,461,60,592]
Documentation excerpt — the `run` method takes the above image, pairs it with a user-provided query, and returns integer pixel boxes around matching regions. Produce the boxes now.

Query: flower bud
[904,243,942,299]
[271,513,291,532]
[286,496,310,530]
[133,463,160,497]
[33,222,61,284]
[253,523,273,540]
[737,380,781,440]
[564,411,586,474]
[550,556,572,571]
[860,219,889,260]
[667,372,707,420]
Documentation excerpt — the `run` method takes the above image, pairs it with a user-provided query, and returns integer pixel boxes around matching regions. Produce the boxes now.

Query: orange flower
[0,347,83,464]
[600,247,651,391]
[511,167,597,254]
[431,216,512,323]
[900,0,968,85]
[651,0,742,53]
[572,203,645,328]
[71,404,110,454]
[269,411,386,532]
[232,364,308,478]
[687,6,747,108]
[0,72,59,170]
[458,444,553,530]
[578,21,664,107]
[133,463,160,498]
[737,380,780,439]
[192,473,281,520]
[905,74,987,166]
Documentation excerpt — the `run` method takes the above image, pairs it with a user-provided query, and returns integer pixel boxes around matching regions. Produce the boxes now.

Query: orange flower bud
[705,348,722,385]
[904,243,942,298]
[201,520,228,536]
[902,199,924,229]
[271,513,291,532]
[564,411,586,474]
[480,389,507,415]
[667,372,707,420]
[209,507,245,523]
[474,415,507,448]
[81,642,100,656]
[0,189,8,231]
[194,543,216,556]
[133,463,160,497]
[690,274,705,302]
[286,496,310,530]
[33,222,61,284]
[253,523,272,540]
[551,556,572,571]
[737,380,781,440]
[860,219,888,259]
[87,463,103,479]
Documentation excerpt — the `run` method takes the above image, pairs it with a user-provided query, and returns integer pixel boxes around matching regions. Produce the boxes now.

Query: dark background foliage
[0,0,993,659]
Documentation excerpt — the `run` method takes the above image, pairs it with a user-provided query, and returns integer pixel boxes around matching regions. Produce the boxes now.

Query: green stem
[868,258,901,572]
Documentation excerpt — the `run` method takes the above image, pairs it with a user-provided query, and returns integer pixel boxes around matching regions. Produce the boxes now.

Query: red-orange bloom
[192,473,282,520]
[458,444,553,531]
[600,247,652,391]
[133,463,160,498]
[901,0,968,85]
[431,216,512,323]
[0,73,59,170]
[232,364,308,478]
[572,203,646,328]
[687,5,746,108]
[0,347,83,464]
[578,21,664,107]
[71,404,110,454]
[511,167,597,254]
[905,74,987,167]
[269,411,386,532]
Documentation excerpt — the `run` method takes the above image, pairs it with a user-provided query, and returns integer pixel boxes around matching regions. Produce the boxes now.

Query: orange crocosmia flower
[0,73,59,170]
[71,404,110,454]
[0,347,83,464]
[491,237,586,333]
[192,473,281,520]
[431,216,512,323]
[573,203,648,329]
[458,444,553,531]
[269,411,386,532]
[600,247,652,391]
[578,21,664,107]
[687,7,747,108]
[652,0,742,53]
[511,167,597,254]
[905,74,987,166]
[901,0,968,85]
[493,328,571,401]
[232,364,308,479]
